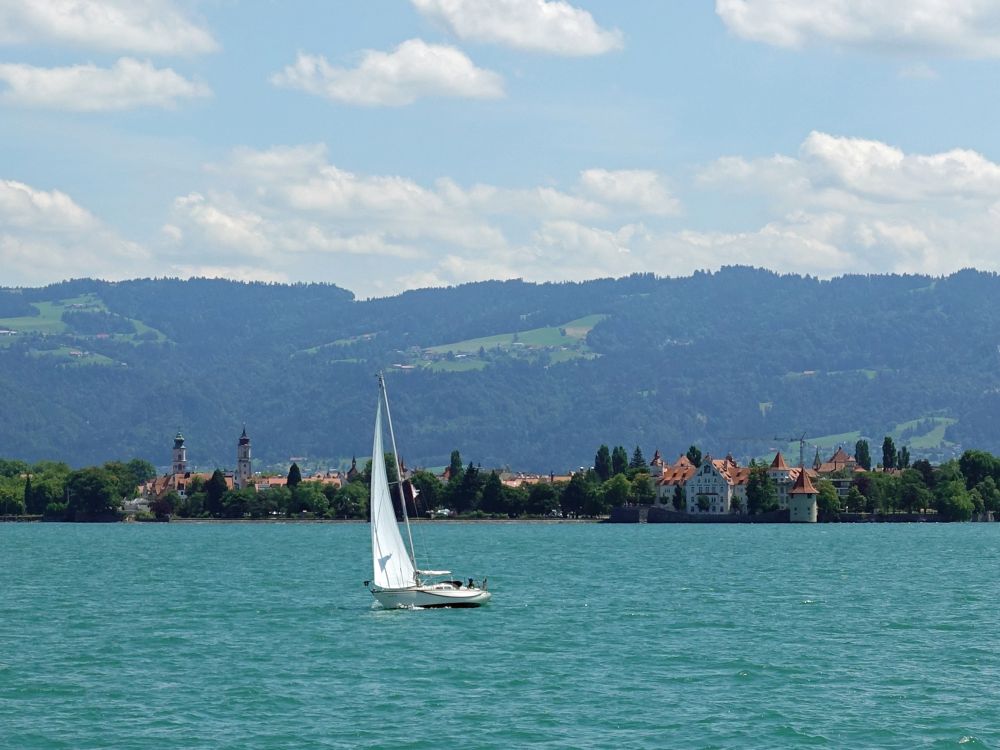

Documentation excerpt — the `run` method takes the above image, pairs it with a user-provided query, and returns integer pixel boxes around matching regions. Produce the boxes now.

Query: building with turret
[789,467,819,522]
[235,426,253,490]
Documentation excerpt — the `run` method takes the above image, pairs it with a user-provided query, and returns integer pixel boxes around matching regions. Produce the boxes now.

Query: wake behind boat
[365,373,491,609]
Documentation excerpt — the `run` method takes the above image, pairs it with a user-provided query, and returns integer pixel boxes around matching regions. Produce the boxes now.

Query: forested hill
[2,269,999,473]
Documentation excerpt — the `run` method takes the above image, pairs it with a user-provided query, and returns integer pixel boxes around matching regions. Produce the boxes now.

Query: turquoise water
[2,522,999,749]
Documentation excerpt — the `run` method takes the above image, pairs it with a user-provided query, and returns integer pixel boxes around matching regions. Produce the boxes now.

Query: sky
[4,1,1000,298]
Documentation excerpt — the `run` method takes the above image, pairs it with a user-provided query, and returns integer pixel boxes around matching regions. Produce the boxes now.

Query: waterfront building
[653,455,696,505]
[685,455,751,514]
[768,451,794,510]
[789,467,819,523]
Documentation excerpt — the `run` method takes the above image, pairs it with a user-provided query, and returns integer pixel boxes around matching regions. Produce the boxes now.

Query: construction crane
[774,433,808,467]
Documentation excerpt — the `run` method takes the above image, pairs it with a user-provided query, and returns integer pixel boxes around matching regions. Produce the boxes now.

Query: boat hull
[371,585,492,609]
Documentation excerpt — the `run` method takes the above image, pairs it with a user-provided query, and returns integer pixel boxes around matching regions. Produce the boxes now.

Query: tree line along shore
[1,441,998,523]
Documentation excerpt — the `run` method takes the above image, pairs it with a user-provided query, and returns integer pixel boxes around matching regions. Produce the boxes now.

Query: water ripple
[1,522,999,748]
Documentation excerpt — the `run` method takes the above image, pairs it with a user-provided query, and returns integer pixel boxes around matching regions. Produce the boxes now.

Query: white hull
[372,584,492,609]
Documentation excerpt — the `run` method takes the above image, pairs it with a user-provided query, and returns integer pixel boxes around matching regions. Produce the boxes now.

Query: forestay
[370,401,417,589]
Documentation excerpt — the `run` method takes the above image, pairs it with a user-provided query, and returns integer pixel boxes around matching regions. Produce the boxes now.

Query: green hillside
[0,270,997,472]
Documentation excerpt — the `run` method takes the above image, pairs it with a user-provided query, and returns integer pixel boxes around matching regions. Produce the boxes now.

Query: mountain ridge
[1,268,997,472]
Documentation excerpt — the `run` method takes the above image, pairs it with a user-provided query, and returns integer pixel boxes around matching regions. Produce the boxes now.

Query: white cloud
[0,179,95,230]
[0,0,217,55]
[158,145,693,295]
[412,0,623,55]
[0,57,211,111]
[173,193,270,256]
[693,131,1000,277]
[715,0,1000,58]
[271,39,504,106]
[0,179,150,285]
[578,169,680,215]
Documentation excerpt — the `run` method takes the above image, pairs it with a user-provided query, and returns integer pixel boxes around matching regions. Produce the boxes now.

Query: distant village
[136,428,575,512]
[134,427,875,524]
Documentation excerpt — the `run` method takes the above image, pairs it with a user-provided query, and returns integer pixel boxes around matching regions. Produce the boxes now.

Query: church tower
[172,432,188,475]
[235,426,253,489]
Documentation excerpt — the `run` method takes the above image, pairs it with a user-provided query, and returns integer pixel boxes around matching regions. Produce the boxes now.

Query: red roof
[771,451,789,470]
[790,467,818,494]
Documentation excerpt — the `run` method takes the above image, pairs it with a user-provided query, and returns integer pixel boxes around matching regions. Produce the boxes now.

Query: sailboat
[365,373,491,609]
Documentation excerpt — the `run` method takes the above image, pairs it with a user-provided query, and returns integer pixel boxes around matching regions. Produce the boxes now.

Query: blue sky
[4,1,1000,297]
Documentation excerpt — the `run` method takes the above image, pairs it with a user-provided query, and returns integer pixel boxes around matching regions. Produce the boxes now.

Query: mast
[378,372,418,576]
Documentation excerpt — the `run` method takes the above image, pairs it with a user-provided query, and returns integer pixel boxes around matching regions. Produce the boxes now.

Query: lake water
[2,522,998,749]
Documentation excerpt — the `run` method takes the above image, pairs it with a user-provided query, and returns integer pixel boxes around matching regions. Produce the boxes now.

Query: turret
[172,432,187,475]
[789,466,818,523]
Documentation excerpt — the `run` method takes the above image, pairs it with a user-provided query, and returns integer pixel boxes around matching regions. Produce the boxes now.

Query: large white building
[650,450,819,520]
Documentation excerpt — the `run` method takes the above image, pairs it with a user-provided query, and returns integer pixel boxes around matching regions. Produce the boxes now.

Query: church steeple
[235,425,252,489]
[171,432,187,475]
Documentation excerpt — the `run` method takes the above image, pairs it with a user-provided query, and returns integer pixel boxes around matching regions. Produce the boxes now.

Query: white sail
[370,401,417,589]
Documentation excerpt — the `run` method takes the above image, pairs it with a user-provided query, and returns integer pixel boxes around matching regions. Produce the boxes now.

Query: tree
[0,459,28,478]
[974,476,1000,514]
[912,458,935,488]
[672,485,684,511]
[686,445,703,468]
[882,436,897,470]
[630,473,656,505]
[696,495,711,512]
[448,450,464,480]
[0,485,25,515]
[816,479,841,520]
[935,480,974,521]
[730,495,744,514]
[897,446,910,470]
[846,486,866,513]
[611,446,628,476]
[66,466,120,515]
[560,473,589,518]
[409,470,443,511]
[291,482,327,516]
[899,469,932,514]
[594,445,612,482]
[22,474,32,515]
[959,450,998,489]
[629,446,646,470]
[479,471,506,515]
[205,469,229,516]
[583,485,610,517]
[151,491,179,520]
[287,462,302,488]
[125,458,156,492]
[450,462,482,514]
[602,474,631,508]
[333,481,368,519]
[854,439,871,471]
[746,465,777,515]
[526,482,559,516]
